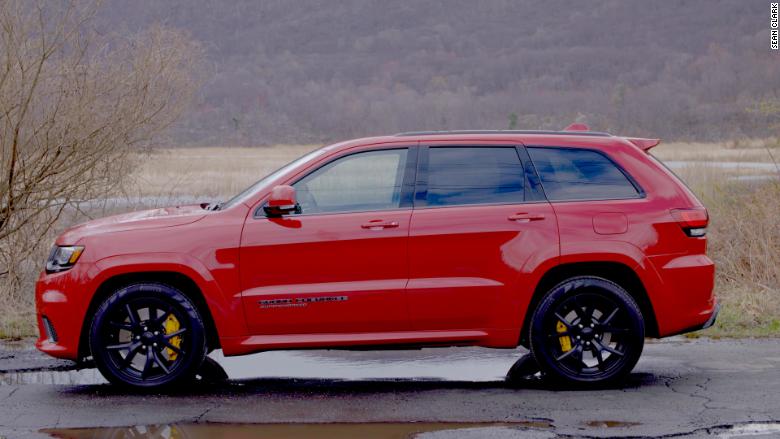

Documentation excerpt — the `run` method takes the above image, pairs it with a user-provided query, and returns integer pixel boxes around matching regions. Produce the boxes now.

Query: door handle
[508,213,545,222]
[361,220,399,230]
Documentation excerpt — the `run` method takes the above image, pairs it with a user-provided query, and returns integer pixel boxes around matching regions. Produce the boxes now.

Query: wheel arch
[78,271,221,362]
[519,261,659,347]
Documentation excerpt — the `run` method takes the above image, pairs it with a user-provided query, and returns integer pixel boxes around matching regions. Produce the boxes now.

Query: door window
[293,149,408,214]
[527,147,640,201]
[425,147,525,207]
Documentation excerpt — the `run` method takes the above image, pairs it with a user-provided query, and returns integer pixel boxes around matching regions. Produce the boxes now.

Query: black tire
[89,283,207,390]
[529,276,644,388]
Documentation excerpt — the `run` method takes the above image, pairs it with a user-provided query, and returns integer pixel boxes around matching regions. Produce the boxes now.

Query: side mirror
[263,185,300,216]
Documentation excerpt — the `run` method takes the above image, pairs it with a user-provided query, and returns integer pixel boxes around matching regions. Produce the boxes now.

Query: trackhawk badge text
[259,295,349,309]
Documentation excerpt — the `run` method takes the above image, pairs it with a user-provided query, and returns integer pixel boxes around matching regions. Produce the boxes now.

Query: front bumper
[35,265,94,361]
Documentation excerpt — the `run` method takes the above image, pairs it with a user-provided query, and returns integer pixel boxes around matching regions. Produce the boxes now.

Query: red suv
[35,126,717,389]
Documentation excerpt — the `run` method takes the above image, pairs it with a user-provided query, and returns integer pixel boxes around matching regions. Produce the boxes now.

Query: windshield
[218,148,327,210]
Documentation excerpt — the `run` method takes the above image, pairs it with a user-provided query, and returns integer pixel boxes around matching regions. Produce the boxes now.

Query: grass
[130,140,780,200]
[653,137,780,163]
[0,298,34,340]
[2,140,779,339]
[664,143,780,338]
[129,144,319,199]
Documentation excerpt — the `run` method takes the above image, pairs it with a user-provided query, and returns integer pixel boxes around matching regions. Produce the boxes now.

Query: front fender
[92,252,247,339]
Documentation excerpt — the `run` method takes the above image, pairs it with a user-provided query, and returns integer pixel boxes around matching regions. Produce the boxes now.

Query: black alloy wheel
[529,276,644,388]
[89,283,207,390]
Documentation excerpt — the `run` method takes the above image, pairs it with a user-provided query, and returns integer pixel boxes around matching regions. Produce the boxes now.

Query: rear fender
[521,242,662,337]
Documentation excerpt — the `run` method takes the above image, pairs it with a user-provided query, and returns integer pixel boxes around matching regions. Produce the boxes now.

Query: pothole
[583,420,642,428]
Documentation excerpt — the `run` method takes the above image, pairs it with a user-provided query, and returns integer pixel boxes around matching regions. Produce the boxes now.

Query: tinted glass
[222,149,327,210]
[527,147,639,200]
[426,147,524,206]
[293,149,407,214]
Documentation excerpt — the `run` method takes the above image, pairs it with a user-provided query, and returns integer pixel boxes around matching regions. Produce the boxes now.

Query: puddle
[715,422,780,438]
[213,348,520,381]
[0,339,33,351]
[583,420,641,428]
[0,368,106,385]
[1,347,524,386]
[43,422,549,439]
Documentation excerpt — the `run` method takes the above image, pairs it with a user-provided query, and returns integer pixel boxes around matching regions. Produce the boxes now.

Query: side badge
[260,295,348,309]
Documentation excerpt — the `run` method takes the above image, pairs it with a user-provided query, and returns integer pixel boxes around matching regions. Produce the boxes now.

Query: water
[664,160,779,182]
[43,422,553,439]
[665,161,780,171]
[715,422,780,438]
[0,368,105,386]
[0,347,525,386]
[213,348,521,381]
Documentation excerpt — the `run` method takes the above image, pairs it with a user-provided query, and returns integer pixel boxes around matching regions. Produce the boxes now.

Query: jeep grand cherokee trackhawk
[35,125,717,389]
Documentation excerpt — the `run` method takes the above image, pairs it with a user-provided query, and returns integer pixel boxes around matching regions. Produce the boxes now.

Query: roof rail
[394,129,612,137]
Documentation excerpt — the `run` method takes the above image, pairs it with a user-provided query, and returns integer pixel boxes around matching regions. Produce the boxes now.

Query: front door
[240,147,415,335]
[407,145,559,331]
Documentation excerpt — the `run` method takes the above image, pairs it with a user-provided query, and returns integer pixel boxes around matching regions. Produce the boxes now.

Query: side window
[527,147,639,201]
[425,147,524,207]
[293,149,408,214]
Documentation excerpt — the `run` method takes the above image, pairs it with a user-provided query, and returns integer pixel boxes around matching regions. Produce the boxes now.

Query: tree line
[99,0,779,145]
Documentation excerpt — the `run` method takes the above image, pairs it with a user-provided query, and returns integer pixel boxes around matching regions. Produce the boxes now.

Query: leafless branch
[0,0,202,332]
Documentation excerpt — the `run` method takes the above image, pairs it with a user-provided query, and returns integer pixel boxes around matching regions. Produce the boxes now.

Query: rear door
[407,144,559,331]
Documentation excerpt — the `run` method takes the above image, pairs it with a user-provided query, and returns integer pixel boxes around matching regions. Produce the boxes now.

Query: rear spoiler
[625,137,661,151]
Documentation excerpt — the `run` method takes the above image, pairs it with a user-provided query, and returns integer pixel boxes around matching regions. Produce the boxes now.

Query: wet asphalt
[1,338,779,438]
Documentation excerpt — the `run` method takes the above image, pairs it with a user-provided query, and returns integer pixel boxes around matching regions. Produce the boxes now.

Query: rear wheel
[89,283,207,390]
[529,276,644,388]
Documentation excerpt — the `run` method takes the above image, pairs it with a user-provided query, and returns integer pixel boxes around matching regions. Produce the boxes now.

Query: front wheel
[89,283,207,390]
[529,276,644,388]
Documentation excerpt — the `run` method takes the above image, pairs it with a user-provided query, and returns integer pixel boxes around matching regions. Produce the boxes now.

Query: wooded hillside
[99,0,779,145]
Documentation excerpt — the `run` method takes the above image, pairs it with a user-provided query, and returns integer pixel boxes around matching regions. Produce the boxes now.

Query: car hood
[57,204,208,244]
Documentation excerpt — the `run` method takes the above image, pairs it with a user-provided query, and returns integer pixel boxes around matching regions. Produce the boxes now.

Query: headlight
[45,245,85,273]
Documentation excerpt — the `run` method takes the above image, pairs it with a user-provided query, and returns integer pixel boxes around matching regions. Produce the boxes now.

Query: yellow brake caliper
[163,314,182,361]
[557,320,572,352]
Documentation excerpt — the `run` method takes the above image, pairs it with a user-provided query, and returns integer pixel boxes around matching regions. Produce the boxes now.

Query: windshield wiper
[207,201,222,211]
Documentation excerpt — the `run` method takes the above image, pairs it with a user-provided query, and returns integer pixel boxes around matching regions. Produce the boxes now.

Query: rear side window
[425,147,524,206]
[527,147,639,201]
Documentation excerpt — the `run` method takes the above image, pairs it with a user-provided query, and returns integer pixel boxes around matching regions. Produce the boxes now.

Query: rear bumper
[666,301,720,337]
[701,302,720,330]
[648,253,716,337]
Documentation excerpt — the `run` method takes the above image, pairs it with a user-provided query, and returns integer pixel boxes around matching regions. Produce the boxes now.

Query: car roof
[329,125,659,152]
[334,130,621,150]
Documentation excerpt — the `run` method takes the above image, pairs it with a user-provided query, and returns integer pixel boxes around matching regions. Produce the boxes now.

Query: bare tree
[0,0,202,334]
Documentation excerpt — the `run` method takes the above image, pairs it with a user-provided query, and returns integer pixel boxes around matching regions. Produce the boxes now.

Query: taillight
[670,207,708,237]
